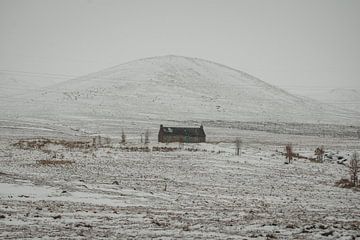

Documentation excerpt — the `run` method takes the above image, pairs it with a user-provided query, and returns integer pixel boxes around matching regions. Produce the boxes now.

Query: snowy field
[0,128,359,239]
[0,53,359,238]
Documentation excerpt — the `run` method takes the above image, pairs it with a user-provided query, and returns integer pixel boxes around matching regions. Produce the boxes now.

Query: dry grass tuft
[13,138,91,150]
[335,178,355,188]
[37,160,75,165]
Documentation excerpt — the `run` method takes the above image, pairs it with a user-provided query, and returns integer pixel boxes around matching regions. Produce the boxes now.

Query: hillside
[308,88,360,113]
[1,55,359,132]
[0,71,66,97]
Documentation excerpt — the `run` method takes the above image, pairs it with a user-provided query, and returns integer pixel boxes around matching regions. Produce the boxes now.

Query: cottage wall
[158,125,206,143]
[159,135,205,143]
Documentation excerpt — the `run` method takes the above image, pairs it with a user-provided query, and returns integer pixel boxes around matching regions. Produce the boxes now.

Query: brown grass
[13,138,92,150]
[37,160,75,165]
[335,178,355,188]
[120,146,150,152]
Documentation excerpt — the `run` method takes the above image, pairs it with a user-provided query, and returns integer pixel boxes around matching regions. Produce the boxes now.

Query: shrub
[37,160,75,165]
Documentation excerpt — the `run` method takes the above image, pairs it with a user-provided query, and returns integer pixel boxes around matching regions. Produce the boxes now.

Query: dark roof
[160,126,205,137]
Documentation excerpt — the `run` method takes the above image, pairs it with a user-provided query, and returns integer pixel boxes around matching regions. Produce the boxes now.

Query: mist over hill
[304,88,360,113]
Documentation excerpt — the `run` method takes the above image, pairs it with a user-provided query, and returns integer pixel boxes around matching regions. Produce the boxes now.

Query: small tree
[349,151,360,186]
[104,137,111,146]
[285,144,293,163]
[92,136,96,147]
[121,129,126,143]
[145,129,150,144]
[92,135,101,148]
[314,146,325,162]
[235,137,242,156]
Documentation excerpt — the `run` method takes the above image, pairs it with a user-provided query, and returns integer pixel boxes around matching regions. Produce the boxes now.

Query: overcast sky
[1,0,359,93]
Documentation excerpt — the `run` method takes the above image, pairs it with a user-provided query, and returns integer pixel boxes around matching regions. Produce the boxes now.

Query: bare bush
[119,146,150,152]
[152,146,178,152]
[285,144,293,163]
[14,138,91,150]
[314,146,325,162]
[145,129,150,144]
[235,137,242,156]
[37,160,74,165]
[92,136,101,148]
[349,151,359,186]
[335,178,354,188]
[121,129,126,143]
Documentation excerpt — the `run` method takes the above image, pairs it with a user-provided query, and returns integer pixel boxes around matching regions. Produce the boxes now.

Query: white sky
[1,0,360,93]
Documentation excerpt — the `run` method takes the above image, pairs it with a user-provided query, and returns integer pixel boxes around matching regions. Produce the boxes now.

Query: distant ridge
[314,88,360,113]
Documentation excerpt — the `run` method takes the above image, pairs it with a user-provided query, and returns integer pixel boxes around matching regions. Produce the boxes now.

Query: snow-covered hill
[0,72,40,98]
[0,71,67,95]
[1,55,360,129]
[307,88,360,113]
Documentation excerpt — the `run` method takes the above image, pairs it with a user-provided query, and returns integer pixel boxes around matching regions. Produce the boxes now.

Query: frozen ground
[0,130,359,239]
[0,55,359,239]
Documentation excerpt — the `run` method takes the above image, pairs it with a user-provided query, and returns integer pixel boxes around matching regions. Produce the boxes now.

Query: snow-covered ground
[0,132,359,239]
[1,55,360,239]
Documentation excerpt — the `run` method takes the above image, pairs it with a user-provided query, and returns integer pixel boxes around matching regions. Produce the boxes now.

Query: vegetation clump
[37,160,75,165]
